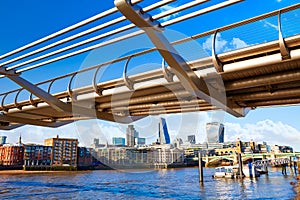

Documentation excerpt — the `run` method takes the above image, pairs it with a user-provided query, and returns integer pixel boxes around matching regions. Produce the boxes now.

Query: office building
[206,122,224,143]
[0,136,7,145]
[187,135,196,144]
[158,118,170,144]
[94,138,99,146]
[91,138,106,149]
[44,136,78,167]
[126,125,139,147]
[135,137,146,145]
[112,137,126,146]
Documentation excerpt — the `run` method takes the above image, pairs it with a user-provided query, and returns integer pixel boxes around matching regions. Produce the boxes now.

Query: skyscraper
[93,138,99,146]
[158,118,170,144]
[126,125,139,147]
[187,135,196,144]
[206,122,224,143]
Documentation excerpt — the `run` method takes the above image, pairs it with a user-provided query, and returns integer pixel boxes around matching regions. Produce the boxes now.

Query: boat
[213,166,239,179]
[213,164,260,179]
[242,165,260,178]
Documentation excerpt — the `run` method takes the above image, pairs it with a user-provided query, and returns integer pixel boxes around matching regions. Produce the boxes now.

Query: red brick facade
[0,145,24,166]
[77,147,93,167]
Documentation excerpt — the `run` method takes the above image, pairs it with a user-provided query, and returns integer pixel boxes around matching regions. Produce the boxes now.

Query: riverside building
[0,136,24,167]
[0,144,24,166]
[0,136,7,145]
[23,144,52,167]
[44,136,78,167]
[95,145,184,169]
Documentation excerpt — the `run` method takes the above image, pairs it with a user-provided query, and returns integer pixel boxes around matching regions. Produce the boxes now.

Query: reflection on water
[0,168,297,199]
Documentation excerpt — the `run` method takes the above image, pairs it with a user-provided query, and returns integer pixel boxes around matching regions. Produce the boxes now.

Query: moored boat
[213,164,260,179]
[213,166,239,179]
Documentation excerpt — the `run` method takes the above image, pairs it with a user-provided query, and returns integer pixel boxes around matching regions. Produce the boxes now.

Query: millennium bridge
[0,1,300,130]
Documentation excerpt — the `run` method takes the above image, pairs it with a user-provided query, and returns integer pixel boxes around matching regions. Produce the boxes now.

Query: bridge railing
[253,157,290,168]
[0,2,300,111]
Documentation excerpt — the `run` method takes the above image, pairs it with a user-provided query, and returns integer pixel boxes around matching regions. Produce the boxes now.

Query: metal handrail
[0,3,300,109]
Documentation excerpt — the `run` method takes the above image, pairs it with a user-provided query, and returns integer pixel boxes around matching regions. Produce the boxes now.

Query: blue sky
[1,0,300,150]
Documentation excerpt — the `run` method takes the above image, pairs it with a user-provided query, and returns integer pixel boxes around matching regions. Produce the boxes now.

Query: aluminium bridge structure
[0,0,300,130]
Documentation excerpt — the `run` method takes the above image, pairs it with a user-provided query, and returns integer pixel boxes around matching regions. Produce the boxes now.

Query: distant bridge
[1,1,300,129]
[253,157,291,168]
[204,152,300,165]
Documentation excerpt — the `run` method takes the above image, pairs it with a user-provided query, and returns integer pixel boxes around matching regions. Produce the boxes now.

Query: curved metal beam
[93,67,103,96]
[123,57,134,90]
[162,59,173,82]
[68,73,77,101]
[115,0,247,117]
[212,30,223,72]
[278,10,290,60]
[14,89,24,110]
[1,93,9,112]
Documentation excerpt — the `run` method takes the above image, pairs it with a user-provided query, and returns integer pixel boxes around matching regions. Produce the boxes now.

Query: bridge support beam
[0,124,23,130]
[7,74,71,113]
[0,69,144,124]
[114,0,248,117]
[0,114,71,128]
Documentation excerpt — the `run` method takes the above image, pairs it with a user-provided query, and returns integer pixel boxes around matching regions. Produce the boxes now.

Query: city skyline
[0,117,296,152]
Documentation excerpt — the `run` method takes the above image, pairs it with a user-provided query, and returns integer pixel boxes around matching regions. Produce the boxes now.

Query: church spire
[18,134,22,145]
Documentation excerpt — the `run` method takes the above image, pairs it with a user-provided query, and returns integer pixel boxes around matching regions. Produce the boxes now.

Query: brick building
[23,144,52,166]
[44,136,78,167]
[77,147,93,167]
[0,145,24,166]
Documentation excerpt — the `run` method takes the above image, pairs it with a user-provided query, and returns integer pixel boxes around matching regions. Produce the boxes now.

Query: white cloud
[230,37,248,49]
[225,119,300,151]
[202,33,248,54]
[0,124,77,145]
[3,114,298,152]
[73,120,126,147]
[167,112,210,143]
[202,33,227,53]
[159,5,180,22]
[276,0,282,2]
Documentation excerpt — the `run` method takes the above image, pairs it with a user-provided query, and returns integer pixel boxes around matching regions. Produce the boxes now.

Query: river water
[0,167,298,199]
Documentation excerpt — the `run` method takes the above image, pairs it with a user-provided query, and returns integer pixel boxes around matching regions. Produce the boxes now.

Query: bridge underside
[1,1,300,129]
[2,34,300,129]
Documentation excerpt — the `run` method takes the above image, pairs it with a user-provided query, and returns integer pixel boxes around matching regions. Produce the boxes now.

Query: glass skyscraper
[206,122,224,143]
[159,118,170,144]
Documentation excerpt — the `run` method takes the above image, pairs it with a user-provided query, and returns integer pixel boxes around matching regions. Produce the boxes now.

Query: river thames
[0,167,298,199]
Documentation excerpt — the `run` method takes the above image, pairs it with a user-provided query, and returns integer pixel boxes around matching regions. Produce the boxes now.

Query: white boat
[243,165,260,178]
[213,164,260,179]
[213,166,239,179]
